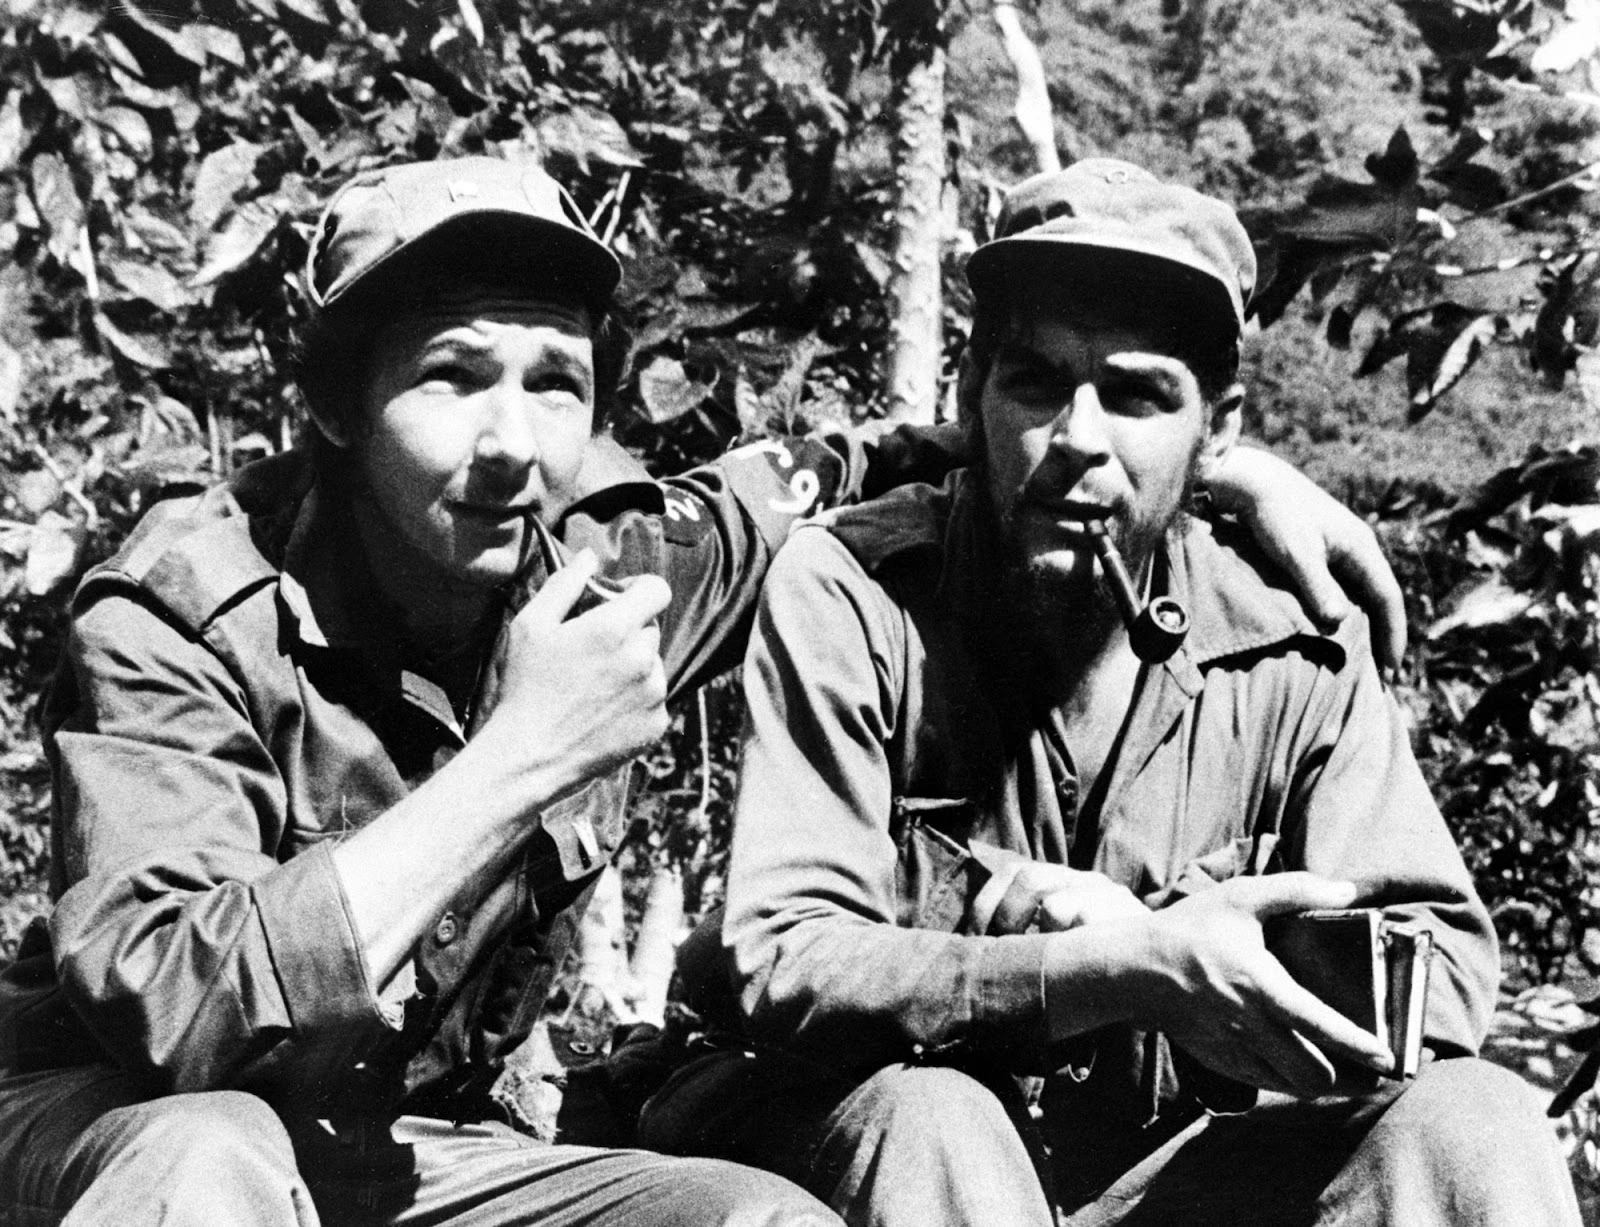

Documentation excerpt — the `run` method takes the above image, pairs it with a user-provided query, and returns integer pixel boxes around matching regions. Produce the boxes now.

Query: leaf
[96,107,153,160]
[106,259,189,313]
[119,441,209,491]
[46,4,101,46]
[29,152,84,265]
[106,0,207,85]
[0,93,22,176]
[1577,351,1600,416]
[1532,0,1600,73]
[1326,303,1357,349]
[1363,127,1419,191]
[734,368,763,431]
[191,141,264,233]
[140,395,202,442]
[94,312,171,369]
[1426,576,1539,639]
[24,512,85,597]
[1408,311,1496,419]
[12,469,61,516]
[190,200,278,287]
[678,300,758,334]
[458,0,485,45]
[638,356,712,423]
[535,108,644,175]
[124,207,192,258]
[189,24,246,66]
[277,0,334,26]
[0,339,22,420]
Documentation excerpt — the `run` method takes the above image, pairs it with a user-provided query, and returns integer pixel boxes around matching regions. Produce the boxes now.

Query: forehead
[377,292,595,355]
[996,298,1193,372]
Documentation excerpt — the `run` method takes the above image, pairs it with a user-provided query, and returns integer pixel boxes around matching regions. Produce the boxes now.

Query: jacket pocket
[891,795,984,935]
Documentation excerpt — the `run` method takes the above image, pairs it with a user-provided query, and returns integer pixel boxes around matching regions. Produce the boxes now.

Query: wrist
[1205,442,1283,517]
[1041,916,1163,1040]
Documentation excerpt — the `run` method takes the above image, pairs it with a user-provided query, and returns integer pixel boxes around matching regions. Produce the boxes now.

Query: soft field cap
[966,158,1256,336]
[305,156,623,311]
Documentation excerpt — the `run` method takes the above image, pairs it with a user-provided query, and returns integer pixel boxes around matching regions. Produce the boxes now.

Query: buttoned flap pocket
[528,768,631,891]
[892,795,983,935]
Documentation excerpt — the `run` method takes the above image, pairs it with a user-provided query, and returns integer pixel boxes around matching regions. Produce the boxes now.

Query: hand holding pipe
[1087,519,1189,664]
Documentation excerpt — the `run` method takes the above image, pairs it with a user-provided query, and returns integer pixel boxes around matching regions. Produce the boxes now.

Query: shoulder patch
[660,489,715,546]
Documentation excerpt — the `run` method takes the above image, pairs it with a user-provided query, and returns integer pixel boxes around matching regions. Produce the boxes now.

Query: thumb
[1227,872,1359,920]
[520,548,599,631]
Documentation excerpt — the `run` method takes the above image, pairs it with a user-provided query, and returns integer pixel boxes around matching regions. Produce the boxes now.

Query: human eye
[1101,374,1177,417]
[997,357,1062,403]
[527,365,592,404]
[413,351,485,392]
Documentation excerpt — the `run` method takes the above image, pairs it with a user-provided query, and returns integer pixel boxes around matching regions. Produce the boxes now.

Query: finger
[1249,1015,1340,1099]
[1223,871,1359,919]
[604,572,672,623]
[1258,963,1395,1075]
[1169,1033,1300,1099]
[521,549,599,629]
[1262,524,1352,635]
[1327,526,1408,676]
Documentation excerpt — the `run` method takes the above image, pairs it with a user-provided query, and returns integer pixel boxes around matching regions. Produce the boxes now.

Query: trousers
[638,1052,1583,1227]
[0,1064,841,1227]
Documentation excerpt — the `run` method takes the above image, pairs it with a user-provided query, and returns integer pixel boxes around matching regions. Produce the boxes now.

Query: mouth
[1022,496,1116,529]
[452,500,539,525]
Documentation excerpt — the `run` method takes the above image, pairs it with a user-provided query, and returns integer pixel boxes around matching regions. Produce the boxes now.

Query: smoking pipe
[1086,519,1189,664]
[526,513,626,614]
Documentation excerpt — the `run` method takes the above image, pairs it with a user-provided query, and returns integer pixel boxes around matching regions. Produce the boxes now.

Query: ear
[304,397,352,450]
[955,349,986,451]
[1195,383,1243,483]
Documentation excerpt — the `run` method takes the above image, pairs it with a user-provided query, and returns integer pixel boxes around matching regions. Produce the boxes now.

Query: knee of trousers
[828,1063,1023,1165]
[1368,1058,1564,1185]
[659,1156,845,1227]
[93,1088,301,1183]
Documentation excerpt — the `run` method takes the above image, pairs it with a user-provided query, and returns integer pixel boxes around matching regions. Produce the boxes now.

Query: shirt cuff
[974,933,1051,1059]
[252,842,396,1043]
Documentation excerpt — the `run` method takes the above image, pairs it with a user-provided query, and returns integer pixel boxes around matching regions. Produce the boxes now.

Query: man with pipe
[639,160,1581,1224]
[0,154,1415,1225]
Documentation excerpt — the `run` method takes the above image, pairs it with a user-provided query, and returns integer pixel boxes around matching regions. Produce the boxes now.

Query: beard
[988,457,1202,659]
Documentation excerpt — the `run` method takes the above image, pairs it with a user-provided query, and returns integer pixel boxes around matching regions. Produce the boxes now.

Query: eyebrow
[413,333,593,381]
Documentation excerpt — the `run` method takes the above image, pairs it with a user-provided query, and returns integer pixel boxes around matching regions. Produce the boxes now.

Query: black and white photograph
[0,0,1594,1222]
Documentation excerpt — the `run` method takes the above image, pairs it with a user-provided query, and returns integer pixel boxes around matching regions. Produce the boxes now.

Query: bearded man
[639,160,1581,1226]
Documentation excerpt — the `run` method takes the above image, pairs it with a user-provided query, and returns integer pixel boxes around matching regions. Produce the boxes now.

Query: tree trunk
[627,865,684,1026]
[884,44,947,425]
[993,3,1060,174]
[572,863,637,1022]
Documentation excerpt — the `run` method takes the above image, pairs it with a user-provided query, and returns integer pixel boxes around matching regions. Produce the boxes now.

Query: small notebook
[1264,908,1434,1080]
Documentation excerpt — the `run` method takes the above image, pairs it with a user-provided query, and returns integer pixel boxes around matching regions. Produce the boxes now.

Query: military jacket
[0,429,950,1124]
[723,472,1499,1110]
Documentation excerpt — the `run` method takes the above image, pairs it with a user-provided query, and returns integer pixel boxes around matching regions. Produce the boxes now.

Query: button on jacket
[724,471,1498,1091]
[0,428,946,1123]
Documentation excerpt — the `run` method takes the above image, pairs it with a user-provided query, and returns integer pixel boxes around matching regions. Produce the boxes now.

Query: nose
[474,379,540,472]
[1048,382,1113,469]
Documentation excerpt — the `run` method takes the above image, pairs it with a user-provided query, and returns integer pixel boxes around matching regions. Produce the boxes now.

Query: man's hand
[1136,873,1395,1099]
[1207,447,1406,674]
[482,549,671,799]
[1017,864,1148,932]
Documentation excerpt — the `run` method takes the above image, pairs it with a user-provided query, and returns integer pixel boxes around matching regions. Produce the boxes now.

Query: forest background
[0,0,1598,1209]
